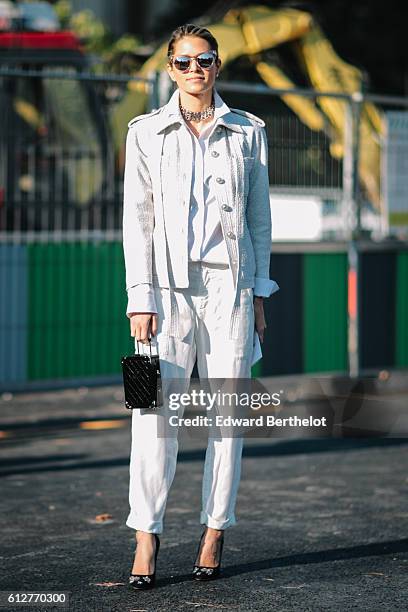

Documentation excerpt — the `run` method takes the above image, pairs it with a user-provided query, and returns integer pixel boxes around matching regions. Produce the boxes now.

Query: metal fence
[1,69,407,241]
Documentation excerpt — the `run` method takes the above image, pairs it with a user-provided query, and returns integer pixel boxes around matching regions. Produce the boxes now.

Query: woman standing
[123,24,279,589]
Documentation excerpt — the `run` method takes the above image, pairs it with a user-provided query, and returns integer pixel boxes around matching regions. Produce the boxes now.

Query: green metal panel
[251,360,262,378]
[21,242,408,385]
[303,253,348,373]
[27,242,131,380]
[395,252,408,367]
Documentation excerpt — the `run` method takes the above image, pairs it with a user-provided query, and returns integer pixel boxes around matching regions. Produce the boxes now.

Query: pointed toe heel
[129,533,160,590]
[192,529,224,581]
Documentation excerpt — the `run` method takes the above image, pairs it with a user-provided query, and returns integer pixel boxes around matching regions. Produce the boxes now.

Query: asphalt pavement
[0,381,407,612]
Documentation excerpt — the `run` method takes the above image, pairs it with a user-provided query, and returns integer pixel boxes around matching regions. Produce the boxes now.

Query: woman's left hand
[254,296,267,343]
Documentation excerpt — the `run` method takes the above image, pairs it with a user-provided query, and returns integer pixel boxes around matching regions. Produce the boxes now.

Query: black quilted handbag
[121,340,162,410]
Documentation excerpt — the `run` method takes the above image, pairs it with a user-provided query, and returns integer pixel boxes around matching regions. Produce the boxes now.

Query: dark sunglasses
[170,51,217,72]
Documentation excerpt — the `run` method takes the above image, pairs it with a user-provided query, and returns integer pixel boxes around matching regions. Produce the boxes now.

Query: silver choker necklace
[179,95,215,122]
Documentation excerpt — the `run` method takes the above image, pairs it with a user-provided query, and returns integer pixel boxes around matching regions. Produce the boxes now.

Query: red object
[0,31,83,50]
[348,268,357,319]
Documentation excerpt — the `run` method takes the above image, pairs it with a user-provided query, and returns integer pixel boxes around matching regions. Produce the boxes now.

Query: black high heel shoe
[129,533,160,590]
[192,528,224,581]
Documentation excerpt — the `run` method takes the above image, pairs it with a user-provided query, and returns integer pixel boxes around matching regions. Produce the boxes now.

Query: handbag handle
[135,337,152,359]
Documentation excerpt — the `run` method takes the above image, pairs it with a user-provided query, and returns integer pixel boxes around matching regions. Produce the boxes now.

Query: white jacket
[123,87,279,340]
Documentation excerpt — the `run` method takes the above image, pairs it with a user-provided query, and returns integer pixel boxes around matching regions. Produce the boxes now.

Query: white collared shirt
[126,89,273,316]
[186,115,229,264]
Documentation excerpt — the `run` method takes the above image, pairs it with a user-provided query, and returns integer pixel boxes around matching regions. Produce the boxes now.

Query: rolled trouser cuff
[126,514,163,534]
[200,511,237,530]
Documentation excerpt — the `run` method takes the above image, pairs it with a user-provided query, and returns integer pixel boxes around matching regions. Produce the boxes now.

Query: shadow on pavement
[1,438,408,477]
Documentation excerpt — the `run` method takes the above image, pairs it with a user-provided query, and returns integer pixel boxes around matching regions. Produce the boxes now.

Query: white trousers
[126,261,255,533]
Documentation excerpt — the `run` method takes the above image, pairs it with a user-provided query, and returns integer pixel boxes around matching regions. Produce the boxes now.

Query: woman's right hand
[129,313,158,344]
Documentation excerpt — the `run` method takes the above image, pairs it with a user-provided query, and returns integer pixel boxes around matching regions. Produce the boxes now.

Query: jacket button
[226,231,236,239]
[216,177,225,184]
[211,151,219,157]
[222,204,232,211]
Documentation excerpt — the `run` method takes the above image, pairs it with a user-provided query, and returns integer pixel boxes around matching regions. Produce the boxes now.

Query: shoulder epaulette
[230,107,265,127]
[128,107,162,128]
